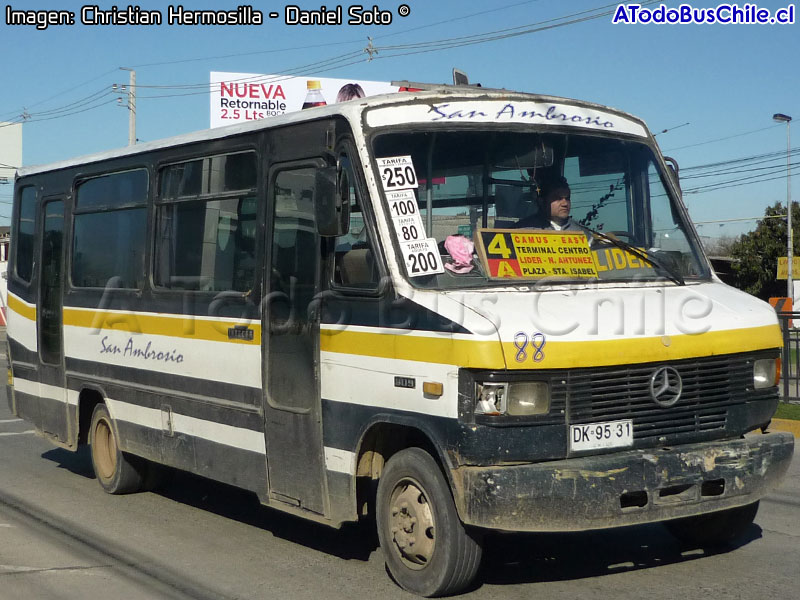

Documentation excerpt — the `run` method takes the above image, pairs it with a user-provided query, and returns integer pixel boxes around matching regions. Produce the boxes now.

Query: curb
[769,418,800,438]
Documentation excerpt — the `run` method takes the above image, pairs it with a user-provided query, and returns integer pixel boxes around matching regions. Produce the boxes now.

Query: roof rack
[390,80,448,90]
[392,68,482,90]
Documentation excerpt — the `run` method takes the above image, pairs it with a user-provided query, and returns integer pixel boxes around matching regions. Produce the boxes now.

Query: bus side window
[332,153,380,289]
[14,186,37,283]
[155,151,257,293]
[72,169,148,289]
[270,168,318,328]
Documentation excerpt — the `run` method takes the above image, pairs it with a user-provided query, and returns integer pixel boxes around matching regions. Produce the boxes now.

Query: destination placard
[475,229,598,279]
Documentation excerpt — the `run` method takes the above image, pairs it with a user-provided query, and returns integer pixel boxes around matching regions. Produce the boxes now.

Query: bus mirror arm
[315,166,349,237]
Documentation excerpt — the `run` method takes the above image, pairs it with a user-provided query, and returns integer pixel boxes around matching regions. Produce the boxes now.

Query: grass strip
[775,402,800,420]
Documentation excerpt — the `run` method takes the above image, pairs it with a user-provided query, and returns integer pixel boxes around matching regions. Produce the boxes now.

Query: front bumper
[452,432,794,532]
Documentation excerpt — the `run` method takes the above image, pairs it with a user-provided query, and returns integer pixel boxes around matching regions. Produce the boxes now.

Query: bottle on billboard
[302,80,327,109]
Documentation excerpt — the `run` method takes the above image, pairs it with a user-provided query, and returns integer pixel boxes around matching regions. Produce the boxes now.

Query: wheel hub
[389,481,435,567]
[94,418,117,481]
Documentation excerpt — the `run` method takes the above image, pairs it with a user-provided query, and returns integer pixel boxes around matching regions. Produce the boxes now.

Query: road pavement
[0,360,798,599]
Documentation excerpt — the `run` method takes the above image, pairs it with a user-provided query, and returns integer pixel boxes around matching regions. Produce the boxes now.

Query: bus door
[263,161,327,515]
[37,197,68,443]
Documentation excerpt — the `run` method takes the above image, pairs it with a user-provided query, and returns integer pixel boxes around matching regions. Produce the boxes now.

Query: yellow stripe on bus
[503,324,782,369]
[9,296,261,345]
[321,325,781,370]
[62,308,262,345]
[11,294,781,367]
[320,329,506,369]
[7,294,36,321]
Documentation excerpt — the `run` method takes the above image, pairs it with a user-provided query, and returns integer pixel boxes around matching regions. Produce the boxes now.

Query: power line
[681,152,800,178]
[123,2,653,96]
[132,49,365,91]
[0,68,117,122]
[134,1,629,100]
[684,173,791,195]
[663,124,782,152]
[0,2,657,129]
[681,147,800,172]
[374,1,644,52]
[30,87,113,116]
[681,159,800,181]
[694,215,786,224]
[0,87,116,127]
[128,0,547,68]
[0,97,117,127]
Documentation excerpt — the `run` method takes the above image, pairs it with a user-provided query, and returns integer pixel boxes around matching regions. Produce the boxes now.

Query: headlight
[506,382,550,416]
[475,381,550,416]
[753,358,779,389]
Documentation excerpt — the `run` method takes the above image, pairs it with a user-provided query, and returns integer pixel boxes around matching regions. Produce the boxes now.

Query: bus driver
[516,174,583,231]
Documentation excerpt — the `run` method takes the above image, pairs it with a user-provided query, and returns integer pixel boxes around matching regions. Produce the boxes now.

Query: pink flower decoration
[444,235,475,274]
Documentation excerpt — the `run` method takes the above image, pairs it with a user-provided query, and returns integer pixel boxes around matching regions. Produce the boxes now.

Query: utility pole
[119,67,136,145]
[774,113,792,298]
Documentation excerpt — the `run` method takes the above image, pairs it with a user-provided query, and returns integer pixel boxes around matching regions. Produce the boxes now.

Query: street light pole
[774,113,792,299]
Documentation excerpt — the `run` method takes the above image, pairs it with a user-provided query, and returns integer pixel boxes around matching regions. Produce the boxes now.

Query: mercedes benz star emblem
[649,366,682,407]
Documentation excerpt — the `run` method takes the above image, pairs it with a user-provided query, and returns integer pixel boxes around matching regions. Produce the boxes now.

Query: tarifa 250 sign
[209,71,398,128]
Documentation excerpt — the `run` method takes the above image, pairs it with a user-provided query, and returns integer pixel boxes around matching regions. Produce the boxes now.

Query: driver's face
[548,186,571,221]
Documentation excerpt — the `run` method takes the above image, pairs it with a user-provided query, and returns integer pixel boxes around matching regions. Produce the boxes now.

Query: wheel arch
[77,384,109,445]
[353,415,456,520]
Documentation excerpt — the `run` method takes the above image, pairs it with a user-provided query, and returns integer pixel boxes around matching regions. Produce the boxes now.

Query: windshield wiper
[583,226,685,286]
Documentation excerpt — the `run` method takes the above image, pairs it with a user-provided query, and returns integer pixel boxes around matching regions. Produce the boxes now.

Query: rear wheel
[376,448,483,597]
[89,404,147,494]
[664,501,759,547]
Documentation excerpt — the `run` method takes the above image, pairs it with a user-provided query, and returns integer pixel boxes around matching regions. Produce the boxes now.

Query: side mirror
[664,156,681,191]
[315,166,350,237]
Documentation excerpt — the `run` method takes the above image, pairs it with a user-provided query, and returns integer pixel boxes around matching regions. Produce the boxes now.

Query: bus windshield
[371,129,709,289]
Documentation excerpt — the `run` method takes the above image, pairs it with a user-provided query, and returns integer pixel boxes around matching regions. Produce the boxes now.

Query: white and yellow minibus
[7,85,794,596]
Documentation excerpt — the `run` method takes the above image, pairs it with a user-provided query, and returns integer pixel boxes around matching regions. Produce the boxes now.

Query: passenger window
[155,152,257,292]
[73,210,147,288]
[332,153,380,289]
[73,169,148,289]
[76,169,148,210]
[14,186,36,282]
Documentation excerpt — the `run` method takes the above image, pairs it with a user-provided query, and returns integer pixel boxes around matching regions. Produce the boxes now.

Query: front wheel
[89,404,148,494]
[376,448,483,597]
[664,501,759,547]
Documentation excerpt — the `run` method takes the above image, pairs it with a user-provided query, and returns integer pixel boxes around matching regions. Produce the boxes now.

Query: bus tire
[376,447,483,597]
[664,501,759,547]
[89,403,146,494]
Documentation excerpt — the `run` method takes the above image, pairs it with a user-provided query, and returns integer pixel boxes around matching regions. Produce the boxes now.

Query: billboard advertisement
[210,72,400,128]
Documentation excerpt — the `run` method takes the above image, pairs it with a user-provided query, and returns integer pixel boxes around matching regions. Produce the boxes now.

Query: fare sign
[376,156,418,191]
[476,229,598,279]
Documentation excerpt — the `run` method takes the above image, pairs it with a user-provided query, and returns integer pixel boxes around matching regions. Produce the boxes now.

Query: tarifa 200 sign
[209,71,399,128]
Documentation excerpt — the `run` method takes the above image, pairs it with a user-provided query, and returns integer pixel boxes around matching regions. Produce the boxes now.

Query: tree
[730,202,799,300]
[704,234,738,257]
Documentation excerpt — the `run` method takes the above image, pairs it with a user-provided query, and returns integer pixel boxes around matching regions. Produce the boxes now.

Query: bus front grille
[565,354,776,443]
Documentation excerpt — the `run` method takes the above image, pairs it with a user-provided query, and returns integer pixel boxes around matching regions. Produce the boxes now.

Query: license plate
[570,419,634,452]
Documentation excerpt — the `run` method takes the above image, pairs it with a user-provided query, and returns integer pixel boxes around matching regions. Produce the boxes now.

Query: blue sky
[1,0,798,240]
